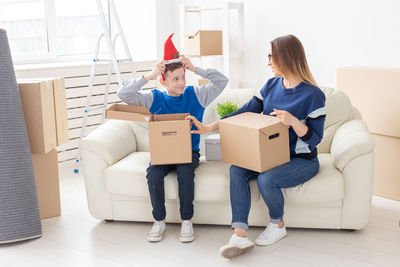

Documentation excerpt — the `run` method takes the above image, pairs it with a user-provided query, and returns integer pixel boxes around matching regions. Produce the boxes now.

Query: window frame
[10,0,154,65]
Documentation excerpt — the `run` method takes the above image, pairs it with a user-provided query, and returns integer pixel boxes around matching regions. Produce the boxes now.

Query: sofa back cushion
[129,87,354,154]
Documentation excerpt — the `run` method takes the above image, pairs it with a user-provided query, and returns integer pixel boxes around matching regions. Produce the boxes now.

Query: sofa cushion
[283,153,344,205]
[105,152,343,206]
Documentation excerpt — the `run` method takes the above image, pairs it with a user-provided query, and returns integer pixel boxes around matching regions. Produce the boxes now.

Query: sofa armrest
[81,120,137,165]
[331,119,375,171]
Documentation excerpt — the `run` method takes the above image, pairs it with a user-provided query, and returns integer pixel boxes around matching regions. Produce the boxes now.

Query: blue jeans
[146,150,200,221]
[230,157,320,230]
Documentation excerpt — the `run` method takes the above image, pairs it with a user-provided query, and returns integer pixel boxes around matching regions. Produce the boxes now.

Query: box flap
[106,104,152,122]
[184,30,200,38]
[152,113,190,122]
[222,112,281,129]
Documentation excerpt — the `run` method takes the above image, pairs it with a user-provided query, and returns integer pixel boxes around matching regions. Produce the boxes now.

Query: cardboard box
[219,112,290,172]
[337,68,400,138]
[31,149,61,219]
[198,79,210,87]
[106,104,192,165]
[51,78,69,146]
[18,80,57,154]
[184,30,223,56]
[372,133,400,201]
[205,133,221,161]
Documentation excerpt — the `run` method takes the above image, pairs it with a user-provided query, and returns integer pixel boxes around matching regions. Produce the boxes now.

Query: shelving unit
[179,1,244,88]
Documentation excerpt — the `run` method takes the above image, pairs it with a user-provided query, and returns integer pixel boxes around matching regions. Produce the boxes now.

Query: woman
[186,35,326,258]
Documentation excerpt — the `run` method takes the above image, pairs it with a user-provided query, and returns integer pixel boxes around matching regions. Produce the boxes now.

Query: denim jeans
[230,157,320,230]
[146,150,200,221]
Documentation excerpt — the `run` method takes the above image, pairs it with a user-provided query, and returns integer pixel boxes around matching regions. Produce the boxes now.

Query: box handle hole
[162,131,177,136]
[269,133,280,140]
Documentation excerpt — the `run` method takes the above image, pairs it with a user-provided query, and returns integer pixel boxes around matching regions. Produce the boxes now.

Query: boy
[117,33,228,243]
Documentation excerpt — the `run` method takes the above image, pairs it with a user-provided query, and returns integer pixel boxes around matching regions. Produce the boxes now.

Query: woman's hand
[144,60,166,81]
[180,55,197,72]
[185,115,216,134]
[269,109,298,127]
[270,108,308,137]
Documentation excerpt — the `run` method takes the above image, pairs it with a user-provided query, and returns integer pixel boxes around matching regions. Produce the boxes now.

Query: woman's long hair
[271,35,318,87]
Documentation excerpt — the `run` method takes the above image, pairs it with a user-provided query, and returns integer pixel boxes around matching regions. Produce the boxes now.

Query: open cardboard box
[219,112,290,172]
[106,104,192,165]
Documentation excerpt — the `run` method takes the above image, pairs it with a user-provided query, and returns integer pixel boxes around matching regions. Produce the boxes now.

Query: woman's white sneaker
[147,221,166,242]
[255,223,287,246]
[219,234,255,259]
[179,220,195,243]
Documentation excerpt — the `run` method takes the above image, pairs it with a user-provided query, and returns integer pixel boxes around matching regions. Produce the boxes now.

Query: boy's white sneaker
[255,223,287,246]
[219,234,255,259]
[179,220,195,242]
[147,221,166,242]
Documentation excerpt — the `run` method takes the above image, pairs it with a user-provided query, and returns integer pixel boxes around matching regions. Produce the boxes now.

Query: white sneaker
[147,221,166,242]
[179,220,195,243]
[219,234,255,259]
[255,223,287,246]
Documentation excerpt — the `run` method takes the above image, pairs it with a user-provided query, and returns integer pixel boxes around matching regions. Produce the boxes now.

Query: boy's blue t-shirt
[149,86,204,151]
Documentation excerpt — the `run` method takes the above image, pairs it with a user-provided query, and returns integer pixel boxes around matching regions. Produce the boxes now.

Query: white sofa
[81,87,375,230]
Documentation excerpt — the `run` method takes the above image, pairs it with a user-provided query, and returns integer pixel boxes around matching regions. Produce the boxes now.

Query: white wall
[156,0,400,89]
[242,0,400,89]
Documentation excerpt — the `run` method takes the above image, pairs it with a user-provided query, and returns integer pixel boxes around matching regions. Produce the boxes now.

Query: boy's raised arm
[117,77,154,110]
[117,60,165,109]
[193,68,229,108]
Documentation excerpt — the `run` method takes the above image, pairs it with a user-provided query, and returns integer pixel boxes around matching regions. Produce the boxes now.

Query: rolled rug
[0,28,42,244]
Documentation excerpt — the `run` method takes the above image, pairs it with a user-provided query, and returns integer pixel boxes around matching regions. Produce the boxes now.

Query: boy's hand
[144,60,166,81]
[181,55,197,72]
[185,115,210,134]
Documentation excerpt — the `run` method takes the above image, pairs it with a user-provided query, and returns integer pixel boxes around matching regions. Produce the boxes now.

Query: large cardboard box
[372,134,400,201]
[106,104,192,165]
[31,149,61,219]
[219,112,290,172]
[337,68,400,200]
[18,80,57,154]
[184,30,223,56]
[337,67,400,138]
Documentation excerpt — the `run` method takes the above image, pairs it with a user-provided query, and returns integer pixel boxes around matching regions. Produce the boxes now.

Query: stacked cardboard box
[18,78,69,218]
[337,68,400,201]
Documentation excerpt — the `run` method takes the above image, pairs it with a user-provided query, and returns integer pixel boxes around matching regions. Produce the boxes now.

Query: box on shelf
[31,149,61,219]
[106,104,192,165]
[184,30,222,56]
[219,112,290,172]
[18,80,57,154]
[205,133,221,161]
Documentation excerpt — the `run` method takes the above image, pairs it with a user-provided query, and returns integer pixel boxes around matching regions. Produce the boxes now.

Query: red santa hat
[163,33,181,64]
[161,33,182,80]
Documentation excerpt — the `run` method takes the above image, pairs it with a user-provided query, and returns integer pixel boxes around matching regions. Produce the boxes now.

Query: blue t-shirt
[226,77,326,159]
[149,86,204,151]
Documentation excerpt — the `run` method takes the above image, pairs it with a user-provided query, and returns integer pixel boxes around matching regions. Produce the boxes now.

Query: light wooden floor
[1,162,399,267]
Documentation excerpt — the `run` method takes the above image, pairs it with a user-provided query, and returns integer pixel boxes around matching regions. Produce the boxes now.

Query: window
[0,0,156,63]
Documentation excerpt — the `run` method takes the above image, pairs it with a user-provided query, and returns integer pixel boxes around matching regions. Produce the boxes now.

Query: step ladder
[73,0,133,173]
